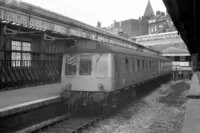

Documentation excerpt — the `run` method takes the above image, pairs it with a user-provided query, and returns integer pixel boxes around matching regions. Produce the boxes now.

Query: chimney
[161,12,165,16]
[97,21,101,28]
[156,11,161,16]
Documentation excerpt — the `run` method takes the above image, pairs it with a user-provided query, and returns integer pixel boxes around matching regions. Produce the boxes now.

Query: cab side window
[65,55,77,76]
[79,55,92,75]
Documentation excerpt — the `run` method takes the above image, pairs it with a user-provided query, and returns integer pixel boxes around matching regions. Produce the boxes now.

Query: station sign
[172,62,180,66]
[180,62,189,66]
[172,61,190,67]
[134,31,180,42]
[181,67,192,71]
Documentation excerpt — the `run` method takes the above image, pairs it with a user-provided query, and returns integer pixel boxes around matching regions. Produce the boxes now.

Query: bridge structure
[133,31,182,46]
[132,31,192,72]
[162,0,200,71]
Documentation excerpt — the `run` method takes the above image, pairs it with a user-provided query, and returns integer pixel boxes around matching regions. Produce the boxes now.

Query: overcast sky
[21,0,166,27]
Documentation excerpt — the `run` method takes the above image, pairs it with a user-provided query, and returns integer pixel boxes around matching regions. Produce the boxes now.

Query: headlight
[62,83,72,91]
[60,84,72,99]
[66,83,72,90]
[98,84,105,91]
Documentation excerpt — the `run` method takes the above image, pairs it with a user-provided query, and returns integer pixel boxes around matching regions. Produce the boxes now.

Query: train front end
[60,52,115,113]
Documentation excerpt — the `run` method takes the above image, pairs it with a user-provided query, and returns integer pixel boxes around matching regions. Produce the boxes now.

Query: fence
[0,60,62,91]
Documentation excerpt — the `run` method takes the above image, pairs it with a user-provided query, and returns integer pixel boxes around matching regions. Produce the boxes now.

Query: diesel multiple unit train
[60,40,172,113]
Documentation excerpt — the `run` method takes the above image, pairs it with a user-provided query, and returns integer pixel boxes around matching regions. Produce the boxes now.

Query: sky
[20,0,166,27]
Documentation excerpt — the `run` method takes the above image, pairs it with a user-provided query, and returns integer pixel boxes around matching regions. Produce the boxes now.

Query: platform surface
[188,73,200,96]
[182,73,200,133]
[0,83,61,109]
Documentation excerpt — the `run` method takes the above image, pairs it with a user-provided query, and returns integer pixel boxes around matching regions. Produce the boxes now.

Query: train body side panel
[61,76,114,92]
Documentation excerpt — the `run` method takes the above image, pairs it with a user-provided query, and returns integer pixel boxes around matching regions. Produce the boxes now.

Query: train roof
[65,41,169,60]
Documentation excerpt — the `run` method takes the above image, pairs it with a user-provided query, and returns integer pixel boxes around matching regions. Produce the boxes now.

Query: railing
[0,60,62,91]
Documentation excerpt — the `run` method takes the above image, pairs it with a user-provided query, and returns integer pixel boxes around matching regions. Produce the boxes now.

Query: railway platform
[0,83,61,117]
[182,72,200,133]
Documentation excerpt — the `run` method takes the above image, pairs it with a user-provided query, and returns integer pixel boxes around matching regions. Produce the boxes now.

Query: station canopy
[163,0,200,54]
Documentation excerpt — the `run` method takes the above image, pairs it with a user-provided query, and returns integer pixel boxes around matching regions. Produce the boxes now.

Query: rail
[34,114,104,133]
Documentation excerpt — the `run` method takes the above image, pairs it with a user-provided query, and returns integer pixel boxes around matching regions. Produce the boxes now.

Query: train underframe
[60,74,172,115]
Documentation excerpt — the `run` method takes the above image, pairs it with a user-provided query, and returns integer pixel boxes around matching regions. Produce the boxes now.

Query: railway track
[33,93,146,133]
[24,95,144,133]
[14,77,170,133]
[15,100,129,133]
[36,114,104,133]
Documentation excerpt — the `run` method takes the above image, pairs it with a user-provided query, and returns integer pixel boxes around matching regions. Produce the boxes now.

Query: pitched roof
[162,47,189,54]
[143,0,155,17]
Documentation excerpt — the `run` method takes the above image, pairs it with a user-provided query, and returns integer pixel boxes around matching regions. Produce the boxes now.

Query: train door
[118,54,126,88]
[157,59,160,76]
[133,56,138,83]
[114,53,120,90]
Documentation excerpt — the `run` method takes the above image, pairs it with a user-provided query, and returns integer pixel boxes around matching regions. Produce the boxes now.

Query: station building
[101,0,156,38]
[133,32,192,79]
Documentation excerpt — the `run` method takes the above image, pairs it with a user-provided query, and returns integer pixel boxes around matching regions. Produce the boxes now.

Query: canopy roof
[163,0,200,54]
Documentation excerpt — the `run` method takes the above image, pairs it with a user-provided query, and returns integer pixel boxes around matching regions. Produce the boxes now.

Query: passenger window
[140,60,143,71]
[138,60,140,71]
[145,60,147,70]
[142,60,145,70]
[128,58,133,72]
[126,58,129,72]
[121,57,125,73]
[149,60,151,70]
[152,60,154,69]
[132,59,135,72]
[65,55,77,76]
[79,55,92,75]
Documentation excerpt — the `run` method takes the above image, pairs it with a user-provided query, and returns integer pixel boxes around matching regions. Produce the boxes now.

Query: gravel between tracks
[83,80,191,133]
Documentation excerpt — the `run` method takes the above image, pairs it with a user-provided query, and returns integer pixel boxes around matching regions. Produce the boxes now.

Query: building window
[11,40,31,67]
[149,28,151,34]
[154,26,157,31]
[174,56,180,61]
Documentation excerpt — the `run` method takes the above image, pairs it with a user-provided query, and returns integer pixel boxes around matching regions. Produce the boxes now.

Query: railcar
[60,40,172,114]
